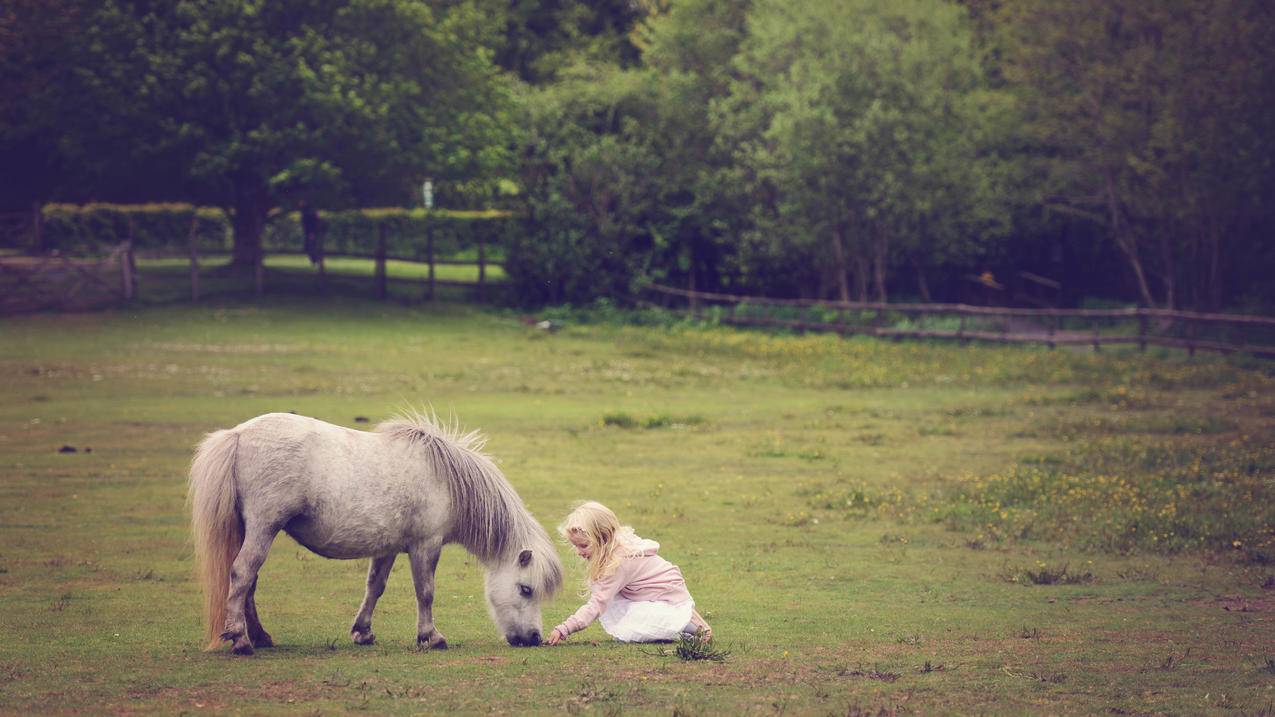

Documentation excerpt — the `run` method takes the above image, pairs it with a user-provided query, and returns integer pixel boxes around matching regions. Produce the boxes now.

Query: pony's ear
[518,549,533,567]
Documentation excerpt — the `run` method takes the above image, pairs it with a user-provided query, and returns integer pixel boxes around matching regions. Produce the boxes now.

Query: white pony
[187,411,562,654]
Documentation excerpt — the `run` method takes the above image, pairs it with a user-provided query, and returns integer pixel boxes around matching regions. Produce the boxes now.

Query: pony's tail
[187,429,243,650]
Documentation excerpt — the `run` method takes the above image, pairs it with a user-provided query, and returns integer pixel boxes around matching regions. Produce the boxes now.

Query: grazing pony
[187,411,562,654]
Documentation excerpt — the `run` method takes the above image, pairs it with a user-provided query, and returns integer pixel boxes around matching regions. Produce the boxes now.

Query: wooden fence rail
[141,240,494,302]
[644,283,1275,360]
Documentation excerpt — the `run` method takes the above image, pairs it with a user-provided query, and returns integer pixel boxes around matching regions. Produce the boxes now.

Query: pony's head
[485,543,562,646]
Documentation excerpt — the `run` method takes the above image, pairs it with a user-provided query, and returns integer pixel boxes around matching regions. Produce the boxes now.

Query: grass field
[0,297,1272,715]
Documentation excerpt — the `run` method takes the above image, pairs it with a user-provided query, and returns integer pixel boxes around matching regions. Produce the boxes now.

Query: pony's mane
[376,410,562,597]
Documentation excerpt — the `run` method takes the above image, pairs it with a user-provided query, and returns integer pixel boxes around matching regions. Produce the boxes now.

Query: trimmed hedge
[38,203,515,259]
[42,203,228,254]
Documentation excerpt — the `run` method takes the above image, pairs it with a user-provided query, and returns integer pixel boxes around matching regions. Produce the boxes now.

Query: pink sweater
[554,539,693,637]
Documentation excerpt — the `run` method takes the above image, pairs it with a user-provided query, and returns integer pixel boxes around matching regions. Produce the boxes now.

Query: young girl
[546,501,711,645]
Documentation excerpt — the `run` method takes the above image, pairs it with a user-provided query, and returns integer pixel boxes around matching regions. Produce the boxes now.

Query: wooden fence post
[477,230,486,301]
[1047,313,1057,350]
[119,241,134,300]
[426,214,435,301]
[375,222,388,300]
[688,261,698,314]
[254,247,264,298]
[188,213,200,302]
[32,201,43,251]
[1138,312,1148,352]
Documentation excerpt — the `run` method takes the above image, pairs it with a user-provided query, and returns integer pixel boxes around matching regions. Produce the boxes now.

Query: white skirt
[598,596,694,643]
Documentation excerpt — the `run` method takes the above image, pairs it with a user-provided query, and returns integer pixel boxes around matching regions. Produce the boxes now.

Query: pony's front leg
[407,540,447,650]
[220,524,279,655]
[245,577,273,648]
[350,553,397,645]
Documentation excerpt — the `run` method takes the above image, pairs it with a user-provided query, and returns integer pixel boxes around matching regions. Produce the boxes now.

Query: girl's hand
[545,628,564,646]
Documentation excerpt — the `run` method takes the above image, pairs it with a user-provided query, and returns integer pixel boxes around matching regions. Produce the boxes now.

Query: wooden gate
[0,242,137,314]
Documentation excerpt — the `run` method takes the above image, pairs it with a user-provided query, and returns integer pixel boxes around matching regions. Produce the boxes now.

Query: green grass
[1,297,1273,715]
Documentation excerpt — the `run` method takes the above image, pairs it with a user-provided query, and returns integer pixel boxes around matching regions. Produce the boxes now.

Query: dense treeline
[3,0,1273,310]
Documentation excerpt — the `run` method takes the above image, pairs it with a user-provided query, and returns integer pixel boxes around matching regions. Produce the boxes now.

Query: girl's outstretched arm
[549,566,630,643]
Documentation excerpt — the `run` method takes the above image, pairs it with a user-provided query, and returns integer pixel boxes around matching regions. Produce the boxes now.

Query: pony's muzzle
[506,630,541,647]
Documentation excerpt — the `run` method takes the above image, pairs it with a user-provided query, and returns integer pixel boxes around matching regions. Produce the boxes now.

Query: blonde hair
[558,501,641,582]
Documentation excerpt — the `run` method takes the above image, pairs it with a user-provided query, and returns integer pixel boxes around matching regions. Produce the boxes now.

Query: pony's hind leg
[407,539,447,650]
[351,553,397,645]
[219,523,279,655]
[245,577,273,648]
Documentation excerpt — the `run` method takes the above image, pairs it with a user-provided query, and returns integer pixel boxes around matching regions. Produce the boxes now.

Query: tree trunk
[229,182,270,270]
[1103,169,1157,308]
[872,222,888,303]
[911,254,932,303]
[851,253,869,303]
[1205,194,1223,311]
[830,225,851,303]
[1157,224,1175,311]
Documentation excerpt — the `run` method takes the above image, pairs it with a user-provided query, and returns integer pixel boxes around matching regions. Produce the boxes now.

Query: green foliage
[723,0,1011,301]
[996,0,1275,310]
[5,0,515,263]
[40,203,229,254]
[507,65,666,305]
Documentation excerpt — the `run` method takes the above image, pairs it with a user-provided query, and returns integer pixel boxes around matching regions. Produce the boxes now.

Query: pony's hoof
[230,640,255,656]
[352,629,375,645]
[251,631,274,648]
[416,632,448,650]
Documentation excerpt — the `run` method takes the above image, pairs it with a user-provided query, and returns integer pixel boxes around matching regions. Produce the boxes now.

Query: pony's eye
[518,584,533,598]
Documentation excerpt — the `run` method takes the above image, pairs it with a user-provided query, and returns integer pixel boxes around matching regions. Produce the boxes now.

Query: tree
[997,0,1275,309]
[507,65,663,304]
[17,0,512,268]
[725,0,1002,302]
[0,0,129,211]
[488,0,649,84]
[638,0,753,294]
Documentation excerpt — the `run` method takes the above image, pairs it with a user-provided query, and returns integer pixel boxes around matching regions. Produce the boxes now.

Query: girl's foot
[690,609,712,641]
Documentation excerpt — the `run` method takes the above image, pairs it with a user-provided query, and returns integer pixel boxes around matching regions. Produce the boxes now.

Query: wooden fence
[155,215,493,302]
[0,242,136,313]
[645,284,1275,360]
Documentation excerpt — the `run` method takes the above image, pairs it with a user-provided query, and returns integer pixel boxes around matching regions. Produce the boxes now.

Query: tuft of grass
[647,633,730,663]
[837,665,901,683]
[601,412,705,430]
[1159,648,1192,671]
[1019,563,1095,586]
[1003,667,1067,684]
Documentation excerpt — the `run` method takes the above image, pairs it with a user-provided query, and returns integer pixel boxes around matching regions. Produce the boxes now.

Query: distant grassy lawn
[0,298,1272,715]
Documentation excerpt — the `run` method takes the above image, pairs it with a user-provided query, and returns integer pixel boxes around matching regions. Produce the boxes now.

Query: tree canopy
[4,0,1273,309]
